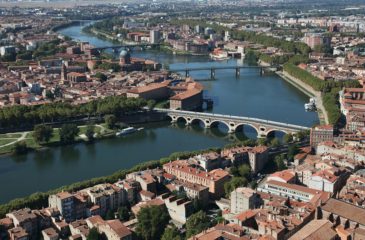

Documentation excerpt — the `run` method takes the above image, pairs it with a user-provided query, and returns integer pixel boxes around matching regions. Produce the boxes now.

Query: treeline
[231,30,311,55]
[283,63,361,92]
[0,96,147,129]
[283,63,361,124]
[0,147,220,218]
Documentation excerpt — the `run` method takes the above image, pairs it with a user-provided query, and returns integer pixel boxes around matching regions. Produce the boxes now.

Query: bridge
[91,43,161,51]
[155,108,309,138]
[169,65,278,78]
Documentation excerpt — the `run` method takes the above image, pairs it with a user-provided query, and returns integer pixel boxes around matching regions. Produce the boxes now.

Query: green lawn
[0,123,118,155]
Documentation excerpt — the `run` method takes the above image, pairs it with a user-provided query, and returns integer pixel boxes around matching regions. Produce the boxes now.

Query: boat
[116,127,144,136]
[304,97,317,111]
[116,127,137,136]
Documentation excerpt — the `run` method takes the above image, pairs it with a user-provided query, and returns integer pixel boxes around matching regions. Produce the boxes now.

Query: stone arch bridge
[156,108,309,138]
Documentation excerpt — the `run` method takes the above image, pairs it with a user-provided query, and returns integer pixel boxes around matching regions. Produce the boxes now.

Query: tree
[147,100,156,110]
[283,133,293,144]
[224,177,248,197]
[104,114,117,129]
[287,144,299,162]
[59,124,80,144]
[270,138,280,148]
[136,205,170,240]
[118,206,130,222]
[186,211,210,238]
[161,226,182,240]
[95,72,107,82]
[257,138,267,146]
[13,141,28,155]
[33,124,53,144]
[87,227,101,240]
[274,155,287,171]
[238,164,251,179]
[105,209,115,220]
[85,125,95,142]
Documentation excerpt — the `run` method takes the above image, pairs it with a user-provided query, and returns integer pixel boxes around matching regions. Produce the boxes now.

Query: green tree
[147,100,156,110]
[85,125,95,142]
[274,155,287,171]
[287,144,299,162]
[224,177,248,197]
[118,206,130,222]
[257,138,267,146]
[32,124,53,144]
[59,124,79,144]
[283,133,293,144]
[87,227,101,240]
[270,138,280,148]
[186,210,210,238]
[104,114,117,129]
[95,72,107,82]
[136,205,170,240]
[105,209,114,220]
[13,141,28,155]
[238,164,251,179]
[161,226,182,240]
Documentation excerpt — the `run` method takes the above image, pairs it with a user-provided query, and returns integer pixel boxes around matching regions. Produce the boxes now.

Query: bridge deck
[155,108,309,131]
[169,65,273,71]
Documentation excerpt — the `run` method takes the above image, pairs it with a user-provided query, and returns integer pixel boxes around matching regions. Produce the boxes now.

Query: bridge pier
[235,68,240,78]
[185,70,190,78]
[260,68,264,76]
[211,68,216,79]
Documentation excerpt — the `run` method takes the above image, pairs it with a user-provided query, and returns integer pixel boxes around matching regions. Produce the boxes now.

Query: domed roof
[119,50,130,58]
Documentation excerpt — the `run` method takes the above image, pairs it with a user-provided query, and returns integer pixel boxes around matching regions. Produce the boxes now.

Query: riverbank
[0,143,227,218]
[277,71,328,125]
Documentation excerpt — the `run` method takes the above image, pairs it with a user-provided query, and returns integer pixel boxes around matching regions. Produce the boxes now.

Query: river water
[0,23,318,204]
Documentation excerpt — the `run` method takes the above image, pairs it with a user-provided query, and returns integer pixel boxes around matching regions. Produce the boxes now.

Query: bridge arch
[209,120,231,133]
[234,123,259,139]
[190,118,206,128]
[266,129,290,140]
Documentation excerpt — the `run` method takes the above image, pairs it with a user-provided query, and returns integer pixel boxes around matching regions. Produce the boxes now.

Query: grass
[0,124,118,155]
[0,133,23,138]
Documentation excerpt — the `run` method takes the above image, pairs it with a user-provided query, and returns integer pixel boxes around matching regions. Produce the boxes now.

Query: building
[81,183,125,216]
[188,223,249,240]
[98,220,132,240]
[230,187,261,214]
[304,33,331,49]
[308,170,340,194]
[221,146,269,173]
[149,30,160,44]
[310,125,334,149]
[41,228,59,240]
[48,192,75,223]
[170,180,209,204]
[288,220,338,240]
[169,88,203,110]
[267,170,297,183]
[8,227,29,240]
[126,81,170,100]
[6,209,38,239]
[257,180,330,203]
[0,45,16,56]
[163,195,193,224]
[320,198,365,229]
[163,160,230,198]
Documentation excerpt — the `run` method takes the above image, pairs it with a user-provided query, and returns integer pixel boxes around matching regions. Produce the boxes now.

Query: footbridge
[155,108,309,138]
[169,65,278,78]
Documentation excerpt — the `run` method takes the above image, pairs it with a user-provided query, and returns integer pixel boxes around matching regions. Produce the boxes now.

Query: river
[0,22,318,204]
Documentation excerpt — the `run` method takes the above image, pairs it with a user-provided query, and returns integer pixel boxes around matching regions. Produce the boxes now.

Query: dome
[119,50,130,58]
